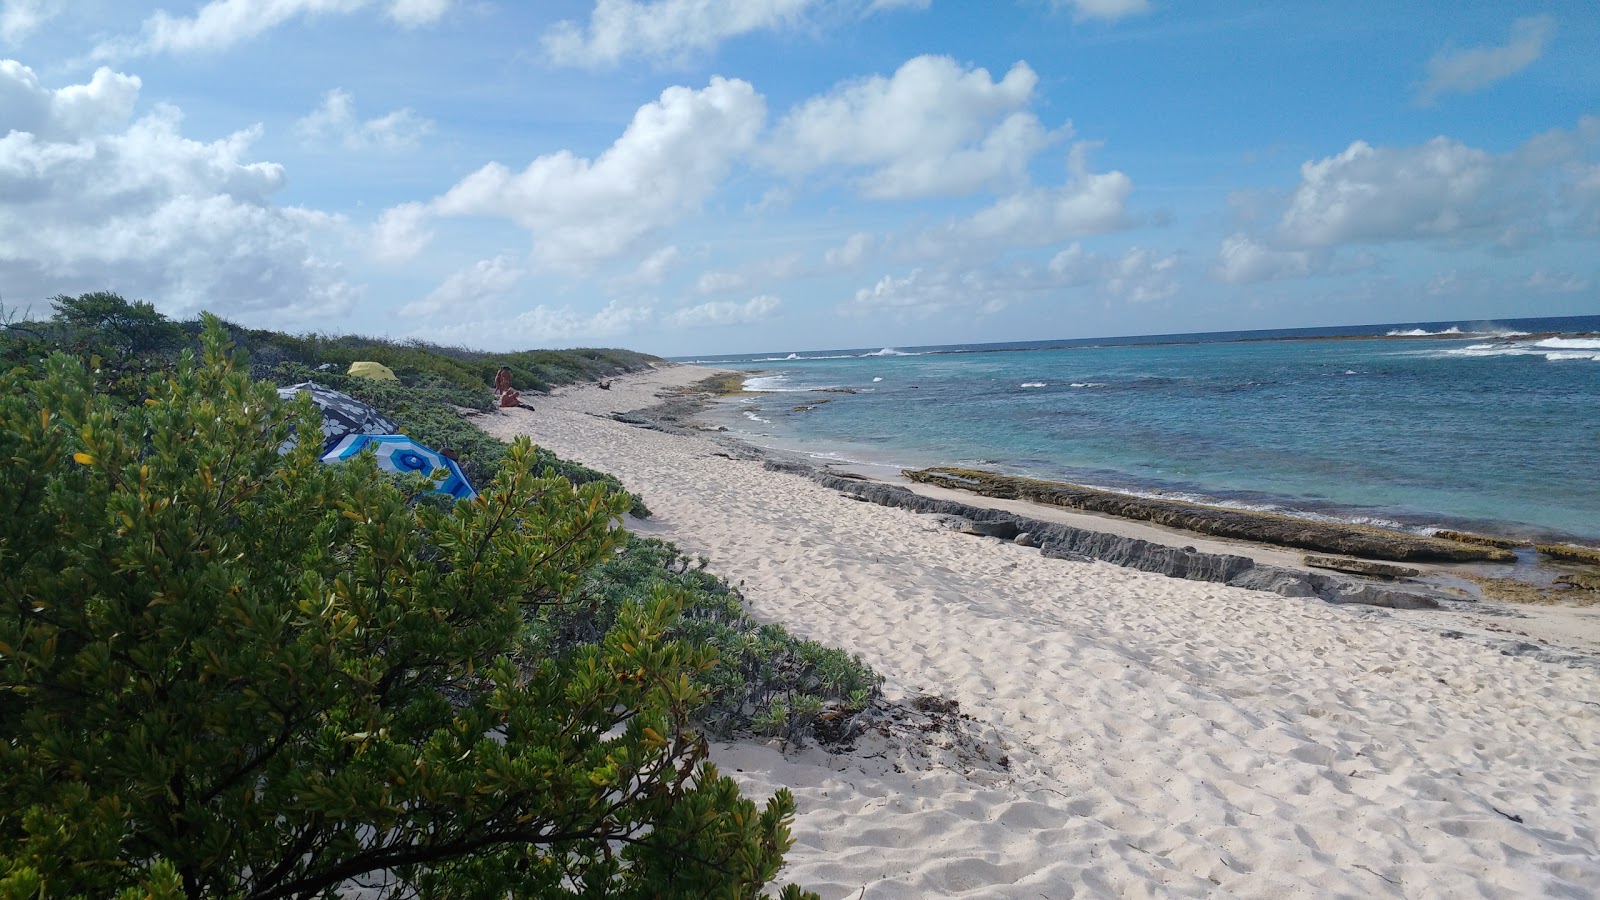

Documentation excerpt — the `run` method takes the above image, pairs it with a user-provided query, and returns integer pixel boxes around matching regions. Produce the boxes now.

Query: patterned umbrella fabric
[320,434,477,501]
[276,382,399,452]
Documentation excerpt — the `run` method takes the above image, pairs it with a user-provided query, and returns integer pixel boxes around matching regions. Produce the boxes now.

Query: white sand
[482,366,1600,898]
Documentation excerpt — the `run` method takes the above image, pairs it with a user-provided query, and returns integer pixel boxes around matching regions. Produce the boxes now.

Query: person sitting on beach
[494,366,522,409]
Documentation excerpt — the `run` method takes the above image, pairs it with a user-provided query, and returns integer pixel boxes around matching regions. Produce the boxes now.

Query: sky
[1,1,1597,356]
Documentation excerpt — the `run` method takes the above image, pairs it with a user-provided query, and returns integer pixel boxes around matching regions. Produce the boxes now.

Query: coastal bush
[266,362,650,517]
[548,536,882,745]
[0,317,813,899]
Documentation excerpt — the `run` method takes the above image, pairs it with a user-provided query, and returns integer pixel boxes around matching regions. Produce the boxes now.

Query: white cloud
[766,55,1058,199]
[670,294,782,327]
[1525,269,1590,294]
[296,88,433,151]
[1211,234,1314,284]
[422,299,655,348]
[905,143,1132,258]
[0,60,140,140]
[543,0,813,68]
[1416,15,1554,106]
[691,252,804,295]
[1055,0,1150,23]
[823,232,875,269]
[96,0,453,59]
[867,0,929,10]
[844,241,1181,321]
[1,0,62,44]
[387,0,451,27]
[1102,246,1178,303]
[1278,138,1494,247]
[368,202,432,262]
[399,255,525,318]
[1049,244,1179,302]
[0,61,357,327]
[430,76,765,271]
[842,265,1028,318]
[1258,118,1600,254]
[623,245,682,286]
[695,269,748,294]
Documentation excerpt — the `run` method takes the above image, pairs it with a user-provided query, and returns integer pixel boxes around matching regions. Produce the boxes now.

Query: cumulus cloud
[670,294,782,327]
[296,88,434,151]
[1416,15,1554,106]
[0,60,357,326]
[1273,126,1600,249]
[96,0,454,59]
[399,255,525,318]
[903,143,1132,259]
[428,76,765,271]
[1525,269,1590,294]
[1055,0,1150,22]
[1211,234,1315,284]
[368,202,432,262]
[766,55,1058,199]
[1279,137,1496,246]
[1048,244,1179,303]
[823,232,875,269]
[843,242,1181,320]
[622,245,682,287]
[420,299,655,348]
[690,252,805,296]
[1,0,62,44]
[543,0,812,68]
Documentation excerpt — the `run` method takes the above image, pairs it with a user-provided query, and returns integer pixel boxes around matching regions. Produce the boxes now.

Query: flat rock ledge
[906,467,1514,563]
[759,459,1451,611]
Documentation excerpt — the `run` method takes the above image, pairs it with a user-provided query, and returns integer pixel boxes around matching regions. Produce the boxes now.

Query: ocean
[682,315,1600,544]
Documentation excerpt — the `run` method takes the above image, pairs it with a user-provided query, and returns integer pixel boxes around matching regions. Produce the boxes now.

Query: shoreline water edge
[682,315,1600,551]
[479,363,1599,897]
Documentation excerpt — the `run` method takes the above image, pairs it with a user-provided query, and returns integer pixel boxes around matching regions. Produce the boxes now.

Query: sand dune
[480,366,1600,898]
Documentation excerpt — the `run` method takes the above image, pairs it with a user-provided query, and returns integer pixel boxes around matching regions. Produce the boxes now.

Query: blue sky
[2,1,1597,355]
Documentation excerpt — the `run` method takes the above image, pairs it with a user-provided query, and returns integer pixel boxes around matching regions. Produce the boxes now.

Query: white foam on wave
[753,353,859,362]
[1536,337,1600,350]
[741,374,849,392]
[1021,382,1047,388]
[1069,382,1108,388]
[742,410,771,424]
[862,348,915,357]
[873,376,884,382]
[1436,337,1600,362]
[1388,327,1463,336]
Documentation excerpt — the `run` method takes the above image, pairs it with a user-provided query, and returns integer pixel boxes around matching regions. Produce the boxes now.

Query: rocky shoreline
[902,467,1512,563]
[612,371,1598,628]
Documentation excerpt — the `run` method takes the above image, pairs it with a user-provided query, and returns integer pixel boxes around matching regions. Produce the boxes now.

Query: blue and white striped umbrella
[320,434,477,500]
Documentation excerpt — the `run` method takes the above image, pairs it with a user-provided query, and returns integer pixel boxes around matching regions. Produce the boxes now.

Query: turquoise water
[686,317,1600,542]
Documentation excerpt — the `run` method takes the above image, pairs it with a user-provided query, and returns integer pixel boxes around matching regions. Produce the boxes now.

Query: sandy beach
[480,365,1600,899]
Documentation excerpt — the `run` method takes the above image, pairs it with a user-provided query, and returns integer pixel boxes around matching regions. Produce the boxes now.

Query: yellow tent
[347,361,398,381]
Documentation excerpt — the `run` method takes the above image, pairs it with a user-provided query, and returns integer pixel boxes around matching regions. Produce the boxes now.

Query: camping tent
[320,434,477,500]
[276,382,399,451]
[347,361,398,381]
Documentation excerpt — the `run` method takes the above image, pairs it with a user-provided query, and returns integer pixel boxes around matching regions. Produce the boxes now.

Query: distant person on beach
[495,366,526,409]
[598,380,611,390]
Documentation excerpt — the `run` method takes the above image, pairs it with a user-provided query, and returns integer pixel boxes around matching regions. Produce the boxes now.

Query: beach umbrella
[276,382,399,451]
[320,433,477,500]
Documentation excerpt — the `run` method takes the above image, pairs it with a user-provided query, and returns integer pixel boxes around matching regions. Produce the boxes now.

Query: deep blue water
[682,316,1600,542]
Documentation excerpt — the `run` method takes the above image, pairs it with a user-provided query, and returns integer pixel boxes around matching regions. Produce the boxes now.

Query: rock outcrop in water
[1536,543,1600,565]
[1303,555,1421,579]
[794,467,1450,610]
[904,467,1514,563]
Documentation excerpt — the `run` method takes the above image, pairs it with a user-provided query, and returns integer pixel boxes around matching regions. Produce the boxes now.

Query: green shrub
[266,363,650,517]
[546,536,882,745]
[0,317,814,899]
